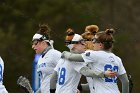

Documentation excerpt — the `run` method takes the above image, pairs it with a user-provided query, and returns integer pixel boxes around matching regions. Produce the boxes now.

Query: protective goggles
[65,39,85,45]
[92,38,101,43]
[31,40,40,45]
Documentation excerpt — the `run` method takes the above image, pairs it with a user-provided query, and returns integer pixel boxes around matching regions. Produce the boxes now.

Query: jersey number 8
[58,68,66,85]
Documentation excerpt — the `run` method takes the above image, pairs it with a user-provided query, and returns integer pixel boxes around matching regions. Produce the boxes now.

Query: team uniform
[37,48,61,93]
[82,50,126,93]
[86,75,95,93]
[0,57,8,93]
[54,58,86,93]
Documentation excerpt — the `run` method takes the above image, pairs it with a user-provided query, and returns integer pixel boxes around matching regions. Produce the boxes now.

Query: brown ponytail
[65,28,75,41]
[37,24,51,40]
[105,28,115,35]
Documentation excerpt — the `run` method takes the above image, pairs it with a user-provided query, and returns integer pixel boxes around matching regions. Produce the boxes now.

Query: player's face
[32,40,44,54]
[92,35,103,51]
[73,43,85,53]
[93,42,103,50]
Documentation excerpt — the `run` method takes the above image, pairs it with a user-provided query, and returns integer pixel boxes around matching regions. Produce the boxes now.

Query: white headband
[32,33,43,41]
[67,34,83,50]
[72,34,83,41]
[32,33,54,48]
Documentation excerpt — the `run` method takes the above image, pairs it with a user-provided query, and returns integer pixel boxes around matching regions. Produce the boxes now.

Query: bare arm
[118,73,129,93]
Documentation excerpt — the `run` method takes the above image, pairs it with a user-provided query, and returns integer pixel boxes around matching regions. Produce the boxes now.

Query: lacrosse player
[62,29,129,93]
[78,24,99,93]
[32,24,61,93]
[0,57,8,93]
[50,28,116,93]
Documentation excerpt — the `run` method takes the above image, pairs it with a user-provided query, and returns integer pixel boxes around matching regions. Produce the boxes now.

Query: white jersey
[0,57,8,93]
[86,77,95,93]
[37,49,61,93]
[54,58,86,93]
[82,50,126,93]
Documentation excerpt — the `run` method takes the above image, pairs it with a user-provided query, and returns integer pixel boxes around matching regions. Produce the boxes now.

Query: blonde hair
[82,25,99,50]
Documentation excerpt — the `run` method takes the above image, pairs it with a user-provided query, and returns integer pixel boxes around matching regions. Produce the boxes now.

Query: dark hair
[95,28,115,50]
[34,24,51,46]
[37,24,51,40]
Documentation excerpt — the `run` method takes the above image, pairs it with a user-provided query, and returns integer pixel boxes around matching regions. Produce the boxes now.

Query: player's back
[55,58,84,93]
[83,50,126,93]
[95,51,125,93]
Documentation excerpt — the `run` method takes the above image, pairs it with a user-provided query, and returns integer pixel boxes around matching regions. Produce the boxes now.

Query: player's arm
[118,73,129,93]
[62,51,84,62]
[50,71,57,90]
[80,66,117,78]
[63,51,117,78]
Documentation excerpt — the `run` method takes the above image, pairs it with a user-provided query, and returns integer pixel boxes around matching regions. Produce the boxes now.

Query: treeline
[0,0,139,93]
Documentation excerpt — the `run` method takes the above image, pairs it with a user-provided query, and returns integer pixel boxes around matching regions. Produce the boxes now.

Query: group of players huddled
[0,24,130,93]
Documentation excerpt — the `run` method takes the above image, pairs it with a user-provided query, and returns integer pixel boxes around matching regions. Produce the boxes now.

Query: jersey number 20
[58,68,66,85]
[104,64,118,83]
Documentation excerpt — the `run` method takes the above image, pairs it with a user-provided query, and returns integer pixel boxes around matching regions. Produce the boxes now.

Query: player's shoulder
[48,49,61,55]
[0,57,4,65]
[55,58,65,67]
[50,49,61,53]
[111,53,122,63]
[84,50,102,57]
[112,53,121,60]
[0,56,3,61]
[84,50,94,56]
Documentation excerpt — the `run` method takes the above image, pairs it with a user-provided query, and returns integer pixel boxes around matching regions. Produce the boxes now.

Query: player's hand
[104,70,117,77]
[76,89,80,93]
